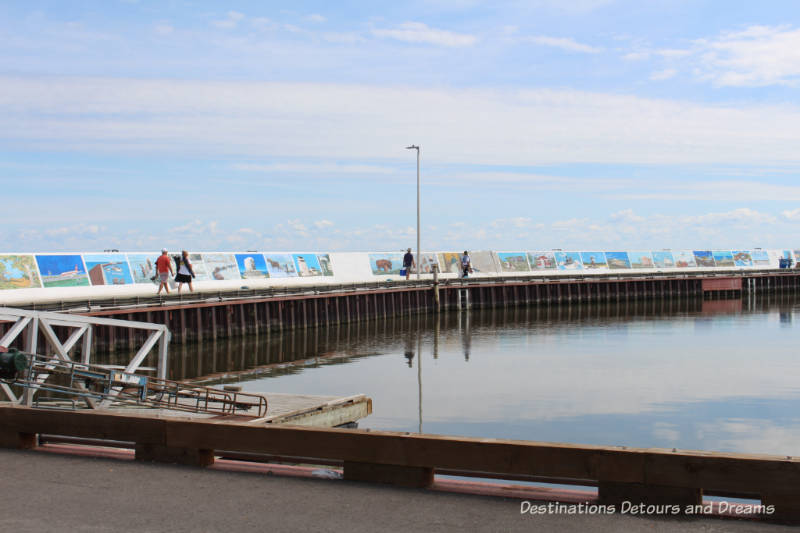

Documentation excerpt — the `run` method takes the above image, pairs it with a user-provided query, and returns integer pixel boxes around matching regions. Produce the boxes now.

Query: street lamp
[406,145,420,280]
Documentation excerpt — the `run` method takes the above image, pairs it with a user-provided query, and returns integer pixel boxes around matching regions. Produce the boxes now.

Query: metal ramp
[0,307,171,407]
[1,351,267,417]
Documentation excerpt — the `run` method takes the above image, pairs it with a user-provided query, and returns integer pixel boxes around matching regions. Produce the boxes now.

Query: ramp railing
[0,307,170,406]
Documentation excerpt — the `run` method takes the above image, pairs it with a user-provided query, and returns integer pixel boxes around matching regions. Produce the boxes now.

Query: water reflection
[110,292,800,455]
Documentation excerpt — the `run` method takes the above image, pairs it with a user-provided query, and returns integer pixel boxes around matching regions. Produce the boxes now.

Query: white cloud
[697,25,800,86]
[153,23,173,36]
[306,14,326,23]
[212,11,245,29]
[649,68,677,81]
[525,35,601,54]
[781,208,800,221]
[232,162,395,175]
[314,220,334,229]
[372,22,476,47]
[6,76,800,167]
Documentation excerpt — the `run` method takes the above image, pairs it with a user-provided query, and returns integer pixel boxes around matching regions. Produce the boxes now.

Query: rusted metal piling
[1,271,798,352]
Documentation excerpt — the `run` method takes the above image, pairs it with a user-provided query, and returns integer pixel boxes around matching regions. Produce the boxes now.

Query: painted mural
[35,255,90,288]
[235,253,269,279]
[466,251,495,274]
[629,251,654,269]
[497,252,530,272]
[293,254,324,277]
[580,252,608,270]
[128,254,159,284]
[651,251,675,269]
[693,251,715,268]
[83,254,133,286]
[317,254,334,276]
[554,251,583,270]
[712,250,735,267]
[264,254,297,278]
[751,250,770,266]
[605,252,631,269]
[438,253,463,275]
[369,253,404,276]
[528,252,557,270]
[674,251,697,268]
[732,251,753,267]
[203,253,240,280]
[0,255,41,290]
[408,253,438,274]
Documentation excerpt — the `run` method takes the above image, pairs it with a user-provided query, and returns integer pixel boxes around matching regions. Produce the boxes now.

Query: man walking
[156,248,174,295]
[403,248,415,280]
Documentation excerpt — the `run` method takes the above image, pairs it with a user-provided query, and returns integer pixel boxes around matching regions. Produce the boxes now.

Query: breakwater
[1,269,799,352]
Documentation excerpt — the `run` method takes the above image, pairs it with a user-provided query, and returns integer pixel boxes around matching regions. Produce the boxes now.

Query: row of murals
[0,253,333,290]
[0,249,795,291]
[367,250,796,275]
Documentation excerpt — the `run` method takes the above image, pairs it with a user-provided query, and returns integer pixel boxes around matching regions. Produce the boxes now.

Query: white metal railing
[0,307,170,407]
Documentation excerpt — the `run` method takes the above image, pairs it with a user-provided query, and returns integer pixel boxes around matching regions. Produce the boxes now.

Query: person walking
[155,248,174,295]
[461,251,472,278]
[174,250,196,293]
[403,248,415,280]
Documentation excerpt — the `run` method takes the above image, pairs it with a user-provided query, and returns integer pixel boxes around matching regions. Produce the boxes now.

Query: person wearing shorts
[175,250,196,293]
[156,248,174,295]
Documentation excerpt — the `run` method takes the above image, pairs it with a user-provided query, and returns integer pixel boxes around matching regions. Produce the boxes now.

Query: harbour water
[144,293,800,456]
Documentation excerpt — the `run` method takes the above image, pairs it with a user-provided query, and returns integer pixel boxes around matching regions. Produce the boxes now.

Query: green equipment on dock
[0,348,28,380]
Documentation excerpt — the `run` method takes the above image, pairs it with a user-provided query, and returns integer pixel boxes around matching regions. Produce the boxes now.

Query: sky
[3,0,800,252]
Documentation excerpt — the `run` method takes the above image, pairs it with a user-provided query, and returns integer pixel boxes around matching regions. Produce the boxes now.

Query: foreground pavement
[0,448,792,533]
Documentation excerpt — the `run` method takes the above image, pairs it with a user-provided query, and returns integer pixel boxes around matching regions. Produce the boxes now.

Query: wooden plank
[0,406,166,444]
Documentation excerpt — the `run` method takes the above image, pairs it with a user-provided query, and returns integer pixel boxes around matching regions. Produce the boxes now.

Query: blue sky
[3,0,800,252]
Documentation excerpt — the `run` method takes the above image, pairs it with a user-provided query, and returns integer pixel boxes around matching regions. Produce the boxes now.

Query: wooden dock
[8,392,372,429]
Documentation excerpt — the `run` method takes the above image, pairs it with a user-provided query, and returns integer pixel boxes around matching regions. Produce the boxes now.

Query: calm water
[153,294,800,455]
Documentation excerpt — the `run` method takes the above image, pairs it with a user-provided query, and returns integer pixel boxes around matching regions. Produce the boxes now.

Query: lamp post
[405,145,420,280]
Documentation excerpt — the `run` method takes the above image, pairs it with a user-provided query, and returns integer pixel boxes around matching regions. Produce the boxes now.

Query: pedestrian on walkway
[403,248,415,280]
[174,250,196,293]
[156,248,174,295]
[461,251,472,278]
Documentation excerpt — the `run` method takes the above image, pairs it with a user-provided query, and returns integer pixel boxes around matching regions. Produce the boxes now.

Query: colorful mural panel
[673,251,697,268]
[317,254,334,276]
[293,253,324,277]
[651,251,675,269]
[528,252,557,270]
[203,253,240,280]
[409,253,439,274]
[712,250,735,267]
[629,251,654,269]
[35,254,89,288]
[693,251,715,268]
[264,254,297,278]
[235,253,269,279]
[732,251,753,267]
[751,250,770,266]
[369,253,404,276]
[438,253,463,275]
[579,252,607,269]
[128,254,159,284]
[497,252,530,272]
[465,251,495,274]
[0,255,41,290]
[83,254,133,286]
[605,252,631,269]
[554,251,583,270]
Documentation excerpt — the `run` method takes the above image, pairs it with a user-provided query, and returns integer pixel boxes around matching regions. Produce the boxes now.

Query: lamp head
[405,145,419,150]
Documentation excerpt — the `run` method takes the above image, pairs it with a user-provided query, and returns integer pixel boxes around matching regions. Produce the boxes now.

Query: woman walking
[175,250,196,293]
